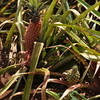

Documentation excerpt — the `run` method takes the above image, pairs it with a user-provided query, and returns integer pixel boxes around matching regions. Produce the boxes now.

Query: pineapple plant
[23,0,44,65]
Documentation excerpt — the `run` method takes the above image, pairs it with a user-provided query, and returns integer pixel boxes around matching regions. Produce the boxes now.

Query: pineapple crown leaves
[23,0,48,22]
[29,0,41,11]
[24,0,48,13]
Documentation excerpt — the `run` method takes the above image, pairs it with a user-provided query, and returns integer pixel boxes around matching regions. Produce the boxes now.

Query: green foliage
[0,0,100,100]
[46,90,61,100]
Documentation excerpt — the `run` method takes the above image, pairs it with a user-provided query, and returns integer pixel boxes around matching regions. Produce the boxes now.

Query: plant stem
[22,42,44,100]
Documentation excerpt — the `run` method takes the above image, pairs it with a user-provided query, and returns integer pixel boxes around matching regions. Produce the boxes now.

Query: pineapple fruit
[24,19,41,52]
[24,19,41,65]
[63,65,80,86]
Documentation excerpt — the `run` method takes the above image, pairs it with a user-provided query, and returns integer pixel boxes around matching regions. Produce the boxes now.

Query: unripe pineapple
[63,65,80,86]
